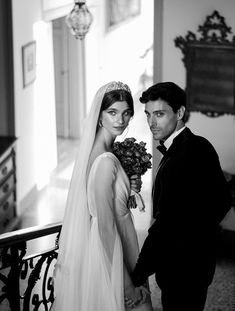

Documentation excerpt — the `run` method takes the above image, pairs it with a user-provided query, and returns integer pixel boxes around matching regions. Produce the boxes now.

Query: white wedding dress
[79,152,152,311]
[51,82,152,311]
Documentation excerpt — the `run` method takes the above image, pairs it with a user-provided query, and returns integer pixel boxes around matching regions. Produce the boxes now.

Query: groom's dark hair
[139,81,186,113]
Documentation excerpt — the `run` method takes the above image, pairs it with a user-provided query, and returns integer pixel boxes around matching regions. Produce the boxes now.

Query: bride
[51,81,153,311]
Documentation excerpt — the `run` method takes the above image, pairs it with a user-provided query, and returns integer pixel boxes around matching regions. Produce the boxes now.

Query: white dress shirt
[163,126,186,151]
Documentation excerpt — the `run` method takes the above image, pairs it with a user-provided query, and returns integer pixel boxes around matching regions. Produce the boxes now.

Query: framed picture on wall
[22,41,36,88]
[107,0,141,30]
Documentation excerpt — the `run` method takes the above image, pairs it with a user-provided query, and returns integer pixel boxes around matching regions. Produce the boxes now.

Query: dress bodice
[87,152,131,218]
[87,152,139,272]
[52,152,152,311]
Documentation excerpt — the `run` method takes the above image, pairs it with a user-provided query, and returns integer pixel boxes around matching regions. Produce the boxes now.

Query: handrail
[0,222,62,311]
[0,222,62,247]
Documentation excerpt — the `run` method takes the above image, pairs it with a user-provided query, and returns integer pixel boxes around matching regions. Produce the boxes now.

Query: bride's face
[100,101,132,137]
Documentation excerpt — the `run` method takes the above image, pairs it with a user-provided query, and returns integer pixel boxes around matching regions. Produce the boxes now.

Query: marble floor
[18,97,235,310]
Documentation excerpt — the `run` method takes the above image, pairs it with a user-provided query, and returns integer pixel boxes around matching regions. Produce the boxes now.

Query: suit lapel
[166,127,192,156]
[156,128,191,172]
[152,128,193,217]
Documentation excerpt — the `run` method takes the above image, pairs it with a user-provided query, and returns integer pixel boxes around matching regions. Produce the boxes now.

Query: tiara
[105,81,132,94]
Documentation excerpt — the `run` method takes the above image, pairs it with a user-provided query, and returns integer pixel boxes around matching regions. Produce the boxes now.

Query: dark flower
[113,137,152,178]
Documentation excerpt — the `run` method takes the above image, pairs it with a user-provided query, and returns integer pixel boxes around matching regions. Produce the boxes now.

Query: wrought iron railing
[0,222,61,311]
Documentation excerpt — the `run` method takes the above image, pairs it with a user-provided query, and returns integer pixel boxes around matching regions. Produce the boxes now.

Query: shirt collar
[163,126,186,150]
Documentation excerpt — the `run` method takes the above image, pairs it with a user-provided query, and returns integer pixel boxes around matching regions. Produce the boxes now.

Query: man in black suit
[131,82,232,310]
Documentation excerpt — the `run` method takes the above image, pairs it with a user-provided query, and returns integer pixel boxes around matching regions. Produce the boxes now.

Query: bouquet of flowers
[113,137,152,211]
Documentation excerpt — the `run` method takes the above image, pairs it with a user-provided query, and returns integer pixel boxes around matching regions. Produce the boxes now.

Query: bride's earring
[99,119,103,127]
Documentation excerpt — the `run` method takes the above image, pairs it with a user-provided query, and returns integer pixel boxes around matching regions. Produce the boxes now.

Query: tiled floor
[18,97,235,310]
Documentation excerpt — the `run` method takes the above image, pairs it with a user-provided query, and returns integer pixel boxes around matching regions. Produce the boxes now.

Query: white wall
[11,0,153,213]
[12,0,57,210]
[160,0,235,230]
[85,0,154,111]
[12,0,234,225]
[162,0,235,174]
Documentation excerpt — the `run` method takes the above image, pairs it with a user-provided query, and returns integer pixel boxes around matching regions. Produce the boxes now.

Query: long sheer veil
[51,82,112,310]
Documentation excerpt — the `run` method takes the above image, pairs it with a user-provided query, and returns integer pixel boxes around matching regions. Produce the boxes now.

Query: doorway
[52,17,86,140]
[52,17,69,138]
[52,17,86,166]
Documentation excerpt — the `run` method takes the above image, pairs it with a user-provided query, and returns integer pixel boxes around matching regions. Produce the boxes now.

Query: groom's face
[144,99,179,141]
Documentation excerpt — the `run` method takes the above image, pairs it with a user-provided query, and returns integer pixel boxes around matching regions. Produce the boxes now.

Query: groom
[131,82,232,310]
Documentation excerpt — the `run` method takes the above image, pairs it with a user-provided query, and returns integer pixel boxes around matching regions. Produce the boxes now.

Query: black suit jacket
[131,128,232,288]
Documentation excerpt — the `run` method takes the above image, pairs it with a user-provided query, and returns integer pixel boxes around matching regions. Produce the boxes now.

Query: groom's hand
[138,285,151,304]
[124,284,142,308]
[130,174,142,193]
[125,283,151,308]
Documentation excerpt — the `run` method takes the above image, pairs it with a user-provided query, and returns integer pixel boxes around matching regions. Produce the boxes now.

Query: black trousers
[159,281,208,311]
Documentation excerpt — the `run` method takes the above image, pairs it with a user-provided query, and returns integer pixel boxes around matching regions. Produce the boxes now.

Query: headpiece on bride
[52,81,130,309]
[105,81,132,94]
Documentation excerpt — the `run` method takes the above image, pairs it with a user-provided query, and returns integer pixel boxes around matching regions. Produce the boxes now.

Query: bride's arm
[93,156,117,262]
[93,156,142,305]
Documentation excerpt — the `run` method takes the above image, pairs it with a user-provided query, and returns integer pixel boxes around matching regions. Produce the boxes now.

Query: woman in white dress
[51,81,153,311]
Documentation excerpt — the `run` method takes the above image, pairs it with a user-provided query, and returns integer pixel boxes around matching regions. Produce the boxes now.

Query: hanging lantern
[66,0,93,40]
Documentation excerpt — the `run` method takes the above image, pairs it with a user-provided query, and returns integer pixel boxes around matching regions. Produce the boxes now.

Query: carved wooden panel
[175,10,235,118]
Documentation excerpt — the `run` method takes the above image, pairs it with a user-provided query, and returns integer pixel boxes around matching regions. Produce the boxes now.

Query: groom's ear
[177,106,185,121]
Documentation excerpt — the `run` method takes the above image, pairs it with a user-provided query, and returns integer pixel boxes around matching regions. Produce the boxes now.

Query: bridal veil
[51,82,111,310]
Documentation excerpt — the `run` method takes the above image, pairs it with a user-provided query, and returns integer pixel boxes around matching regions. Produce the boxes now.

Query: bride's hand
[125,285,151,309]
[124,284,142,308]
[130,174,142,193]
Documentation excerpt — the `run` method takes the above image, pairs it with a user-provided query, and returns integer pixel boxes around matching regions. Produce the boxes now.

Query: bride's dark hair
[100,89,134,116]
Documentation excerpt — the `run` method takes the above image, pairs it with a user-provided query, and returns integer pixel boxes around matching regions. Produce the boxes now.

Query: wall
[160,0,235,229]
[12,0,57,211]
[0,1,15,136]
[9,0,235,232]
[11,0,235,220]
[85,0,154,111]
[10,0,153,214]
[162,0,235,174]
